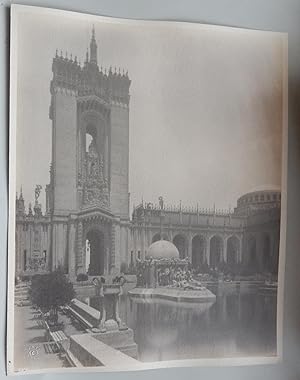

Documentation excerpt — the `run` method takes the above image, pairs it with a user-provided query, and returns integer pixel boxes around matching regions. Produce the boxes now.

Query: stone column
[52,224,57,270]
[141,225,145,260]
[206,236,210,266]
[110,224,115,273]
[46,226,51,270]
[202,236,207,264]
[105,247,110,275]
[238,237,243,263]
[68,222,76,279]
[76,221,83,274]
[132,229,136,263]
[187,233,192,261]
[257,233,264,272]
[113,223,121,273]
[223,237,227,263]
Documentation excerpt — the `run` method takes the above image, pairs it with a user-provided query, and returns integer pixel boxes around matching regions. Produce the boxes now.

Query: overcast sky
[15,8,284,212]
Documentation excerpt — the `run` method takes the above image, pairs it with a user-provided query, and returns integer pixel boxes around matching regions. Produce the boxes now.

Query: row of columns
[130,228,243,266]
[185,234,243,266]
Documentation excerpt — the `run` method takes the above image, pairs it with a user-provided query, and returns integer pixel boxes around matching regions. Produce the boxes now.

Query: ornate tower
[90,25,97,65]
[48,28,131,277]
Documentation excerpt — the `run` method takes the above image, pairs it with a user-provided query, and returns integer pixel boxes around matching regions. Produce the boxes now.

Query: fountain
[129,240,216,302]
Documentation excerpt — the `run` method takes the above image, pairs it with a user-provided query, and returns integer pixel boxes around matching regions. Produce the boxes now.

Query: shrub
[29,269,75,320]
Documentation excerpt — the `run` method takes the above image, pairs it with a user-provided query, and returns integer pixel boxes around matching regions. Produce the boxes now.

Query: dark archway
[210,235,223,268]
[173,234,186,259]
[152,233,161,243]
[152,233,169,243]
[262,234,271,272]
[192,235,206,268]
[227,236,239,267]
[248,236,258,273]
[86,229,105,275]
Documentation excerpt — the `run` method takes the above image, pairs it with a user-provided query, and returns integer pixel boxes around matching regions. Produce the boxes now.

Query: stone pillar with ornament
[68,219,77,279]
[91,278,137,358]
[76,221,84,274]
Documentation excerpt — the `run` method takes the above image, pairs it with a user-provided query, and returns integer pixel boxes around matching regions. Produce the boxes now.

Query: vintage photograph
[8,4,287,374]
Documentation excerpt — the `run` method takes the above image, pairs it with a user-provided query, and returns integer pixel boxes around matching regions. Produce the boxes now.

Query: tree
[29,269,75,323]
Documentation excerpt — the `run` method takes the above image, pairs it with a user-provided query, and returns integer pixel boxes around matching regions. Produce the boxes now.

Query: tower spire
[90,25,98,65]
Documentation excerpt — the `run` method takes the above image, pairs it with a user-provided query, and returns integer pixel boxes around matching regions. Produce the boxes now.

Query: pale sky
[15,9,284,212]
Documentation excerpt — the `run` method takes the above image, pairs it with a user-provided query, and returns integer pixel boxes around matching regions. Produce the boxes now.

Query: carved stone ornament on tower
[33,185,43,216]
[82,139,110,209]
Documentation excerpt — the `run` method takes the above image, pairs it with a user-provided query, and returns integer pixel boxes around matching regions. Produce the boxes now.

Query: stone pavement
[14,305,69,372]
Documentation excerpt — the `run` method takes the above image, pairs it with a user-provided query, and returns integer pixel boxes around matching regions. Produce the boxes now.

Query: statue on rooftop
[158,196,164,210]
[35,185,42,203]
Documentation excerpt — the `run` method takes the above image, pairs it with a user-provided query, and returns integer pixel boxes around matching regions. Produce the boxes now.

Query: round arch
[209,235,223,268]
[80,110,109,177]
[192,235,206,268]
[152,233,169,243]
[173,234,187,259]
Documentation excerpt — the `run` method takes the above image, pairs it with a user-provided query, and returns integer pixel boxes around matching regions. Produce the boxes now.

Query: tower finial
[90,25,98,65]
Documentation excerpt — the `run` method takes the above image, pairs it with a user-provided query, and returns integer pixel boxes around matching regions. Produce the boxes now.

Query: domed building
[234,189,281,216]
[146,240,179,260]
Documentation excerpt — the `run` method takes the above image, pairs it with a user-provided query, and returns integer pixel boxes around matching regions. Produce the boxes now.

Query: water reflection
[89,287,277,362]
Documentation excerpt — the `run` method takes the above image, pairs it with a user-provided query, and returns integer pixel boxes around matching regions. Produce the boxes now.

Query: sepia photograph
[8,4,287,374]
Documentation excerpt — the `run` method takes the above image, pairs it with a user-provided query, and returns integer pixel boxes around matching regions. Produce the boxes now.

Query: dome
[237,189,281,207]
[146,240,180,260]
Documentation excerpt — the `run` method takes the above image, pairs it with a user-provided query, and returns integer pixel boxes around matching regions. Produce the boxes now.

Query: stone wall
[69,334,139,368]
[110,104,129,219]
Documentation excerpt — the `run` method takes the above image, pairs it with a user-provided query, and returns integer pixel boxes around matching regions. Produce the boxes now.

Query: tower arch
[85,228,105,276]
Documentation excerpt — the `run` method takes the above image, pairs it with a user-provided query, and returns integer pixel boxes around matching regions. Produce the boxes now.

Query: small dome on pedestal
[146,240,179,260]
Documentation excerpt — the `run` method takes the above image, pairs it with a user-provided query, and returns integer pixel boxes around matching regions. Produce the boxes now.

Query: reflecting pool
[87,285,277,362]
